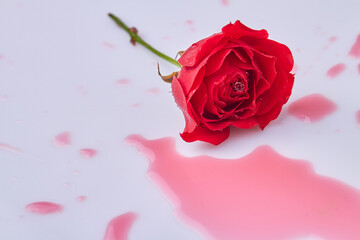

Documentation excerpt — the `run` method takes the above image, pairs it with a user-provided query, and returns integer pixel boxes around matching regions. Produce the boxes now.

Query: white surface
[1,0,360,239]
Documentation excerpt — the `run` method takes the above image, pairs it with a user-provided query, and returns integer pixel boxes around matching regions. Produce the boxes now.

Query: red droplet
[329,36,337,42]
[79,148,97,158]
[116,79,131,86]
[288,94,337,123]
[54,132,71,147]
[327,63,346,78]
[146,88,160,95]
[103,42,116,49]
[221,0,229,6]
[349,34,360,58]
[126,135,360,240]
[356,110,360,125]
[76,196,87,202]
[0,143,22,154]
[26,202,63,214]
[103,212,137,240]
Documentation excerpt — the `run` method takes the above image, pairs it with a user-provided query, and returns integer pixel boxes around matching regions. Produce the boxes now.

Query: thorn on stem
[129,27,138,45]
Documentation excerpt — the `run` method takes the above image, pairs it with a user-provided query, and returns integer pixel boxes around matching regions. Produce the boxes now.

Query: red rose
[172,20,294,145]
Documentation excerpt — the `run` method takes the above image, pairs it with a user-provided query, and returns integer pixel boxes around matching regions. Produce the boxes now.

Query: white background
[1,0,360,239]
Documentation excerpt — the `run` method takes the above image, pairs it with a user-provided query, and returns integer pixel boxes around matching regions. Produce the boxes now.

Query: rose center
[233,81,245,92]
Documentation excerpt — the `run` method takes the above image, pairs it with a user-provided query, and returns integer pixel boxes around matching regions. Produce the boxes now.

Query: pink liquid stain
[103,212,137,240]
[161,36,171,41]
[329,36,337,43]
[185,20,193,25]
[327,63,346,78]
[349,34,360,58]
[221,0,229,6]
[356,110,360,125]
[0,143,23,154]
[126,135,360,240]
[79,148,97,158]
[357,63,360,76]
[54,132,71,147]
[287,94,337,123]
[76,196,87,202]
[26,202,63,214]
[0,55,3,60]
[76,85,88,96]
[103,42,116,49]
[116,78,131,86]
[0,94,9,100]
[130,103,141,108]
[146,88,160,95]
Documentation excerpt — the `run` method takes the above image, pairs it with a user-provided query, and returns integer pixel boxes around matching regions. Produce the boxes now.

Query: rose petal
[230,117,258,128]
[204,48,233,76]
[179,33,224,67]
[252,51,277,86]
[240,37,294,72]
[180,126,230,145]
[222,20,269,39]
[190,82,208,119]
[172,77,198,134]
[178,65,206,100]
[255,70,294,116]
[255,102,284,129]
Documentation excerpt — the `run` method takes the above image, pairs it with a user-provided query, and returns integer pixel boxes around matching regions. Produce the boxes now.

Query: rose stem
[108,13,182,68]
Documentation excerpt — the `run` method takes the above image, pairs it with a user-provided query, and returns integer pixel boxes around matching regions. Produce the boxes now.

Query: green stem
[108,13,182,68]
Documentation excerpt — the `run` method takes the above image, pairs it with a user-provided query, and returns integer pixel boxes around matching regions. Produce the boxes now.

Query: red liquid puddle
[146,88,160,95]
[356,110,360,125]
[327,63,346,78]
[116,79,131,86]
[26,202,63,214]
[126,135,360,240]
[349,34,360,58]
[54,132,71,147]
[79,148,97,158]
[0,143,22,154]
[288,94,337,123]
[103,212,137,240]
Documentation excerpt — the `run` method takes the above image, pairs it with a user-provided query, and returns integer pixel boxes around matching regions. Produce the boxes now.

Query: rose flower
[172,20,294,145]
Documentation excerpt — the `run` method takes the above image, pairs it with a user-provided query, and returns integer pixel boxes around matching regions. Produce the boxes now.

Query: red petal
[180,126,230,145]
[177,65,206,99]
[222,20,269,39]
[179,34,224,67]
[172,76,197,134]
[255,102,284,129]
[241,37,294,72]
[255,70,294,116]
